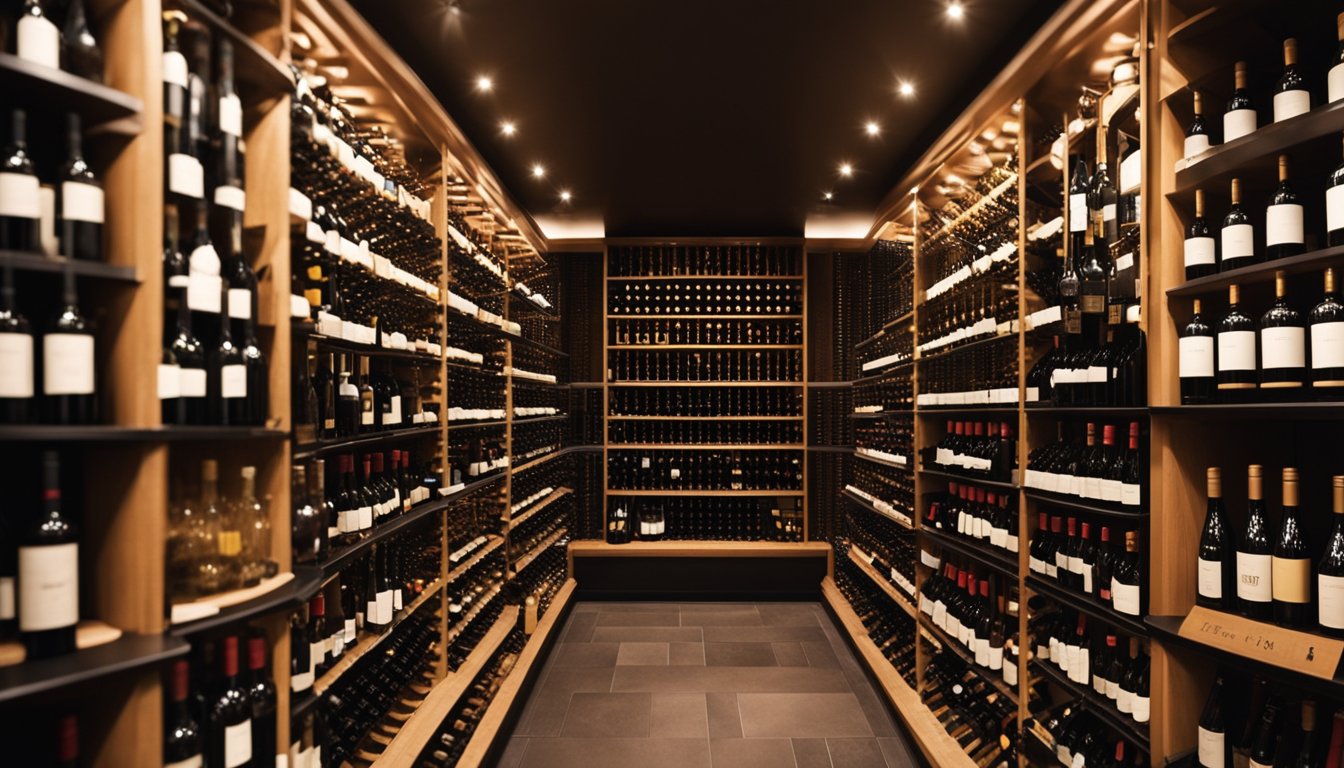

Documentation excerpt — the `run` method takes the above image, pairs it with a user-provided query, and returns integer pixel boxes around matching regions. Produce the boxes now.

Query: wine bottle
[1111,530,1142,617]
[1221,179,1257,271]
[1224,61,1258,142]
[1186,91,1212,160]
[1310,268,1344,393]
[0,109,41,253]
[169,260,207,425]
[1182,299,1215,405]
[1333,14,1344,104]
[207,636,253,768]
[0,258,34,423]
[1186,189,1217,280]
[241,314,266,427]
[1259,270,1306,391]
[1272,468,1311,628]
[1091,132,1119,248]
[1217,284,1258,397]
[1265,156,1305,260]
[1199,676,1227,768]
[1198,467,1234,610]
[1329,136,1344,247]
[245,636,276,768]
[1274,39,1310,123]
[1079,221,1107,315]
[19,451,77,659]
[16,0,59,69]
[61,0,103,82]
[1297,700,1321,768]
[1320,476,1344,638]
[1067,157,1089,293]
[1238,465,1273,620]
[212,40,245,217]
[213,283,248,426]
[1248,701,1280,768]
[58,113,103,261]
[165,660,203,768]
[43,263,96,426]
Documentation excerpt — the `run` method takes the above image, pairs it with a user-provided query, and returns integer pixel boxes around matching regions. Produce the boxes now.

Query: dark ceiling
[351,0,1063,238]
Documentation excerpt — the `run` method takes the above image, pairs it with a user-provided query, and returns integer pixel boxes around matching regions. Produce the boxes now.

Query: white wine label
[43,333,94,395]
[344,618,356,642]
[376,590,393,624]
[1093,674,1108,696]
[219,94,243,137]
[214,185,246,212]
[1198,557,1223,599]
[168,154,204,199]
[1112,581,1141,616]
[165,756,203,768]
[180,368,207,398]
[1198,726,1225,768]
[1221,223,1254,260]
[0,576,12,621]
[1236,551,1272,602]
[1223,109,1257,142]
[1076,648,1090,685]
[61,182,104,224]
[1332,64,1344,103]
[987,645,1003,670]
[359,505,372,530]
[1184,236,1216,267]
[1114,252,1135,273]
[1069,193,1086,232]
[1265,204,1304,247]
[1312,322,1344,369]
[0,172,41,219]
[221,364,247,399]
[187,274,223,314]
[1103,203,1117,223]
[1272,556,1311,603]
[1185,134,1211,159]
[1260,326,1305,369]
[158,363,181,400]
[1106,678,1119,700]
[1132,694,1151,723]
[18,542,78,631]
[309,641,325,674]
[1003,657,1017,686]
[1121,482,1141,507]
[0,332,34,398]
[224,720,252,768]
[1273,90,1310,122]
[1007,533,1019,552]
[1082,564,1093,594]
[17,14,59,68]
[360,410,374,426]
[1117,686,1134,714]
[1328,186,1344,234]
[1217,330,1256,372]
[163,50,189,88]
[1318,574,1344,629]
[1120,152,1141,194]
[394,588,403,611]
[337,509,353,534]
[228,288,252,320]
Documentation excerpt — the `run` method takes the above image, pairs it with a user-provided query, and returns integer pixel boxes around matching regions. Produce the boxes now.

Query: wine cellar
[3,0,1344,765]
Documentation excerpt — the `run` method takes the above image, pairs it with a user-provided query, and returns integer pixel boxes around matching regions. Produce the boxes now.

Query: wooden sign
[1178,605,1344,679]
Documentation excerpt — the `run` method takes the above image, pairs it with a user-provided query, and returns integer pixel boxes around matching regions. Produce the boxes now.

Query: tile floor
[495,601,923,768]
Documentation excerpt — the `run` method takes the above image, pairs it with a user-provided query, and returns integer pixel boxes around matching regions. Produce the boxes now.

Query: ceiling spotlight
[898,80,916,98]
[838,163,854,178]
[823,192,834,201]
[864,120,881,137]
[947,2,965,20]
[475,75,493,92]
[531,164,546,179]
[500,121,516,137]
[560,190,572,203]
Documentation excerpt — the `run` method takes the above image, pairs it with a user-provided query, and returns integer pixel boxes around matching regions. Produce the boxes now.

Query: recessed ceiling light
[838,163,854,177]
[864,120,880,137]
[531,164,546,178]
[947,2,965,20]
[475,75,493,92]
[898,80,915,98]
[823,192,834,201]
[500,121,517,136]
[560,190,572,202]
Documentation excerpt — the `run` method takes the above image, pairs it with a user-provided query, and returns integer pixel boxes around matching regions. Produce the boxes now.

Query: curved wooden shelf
[0,53,142,135]
[847,548,918,619]
[510,526,569,574]
[1165,245,1344,298]
[508,487,573,531]
[1023,489,1145,519]
[170,567,322,636]
[320,498,450,581]
[842,488,914,530]
[446,536,504,585]
[1026,574,1148,637]
[918,466,1019,492]
[1173,101,1344,196]
[292,424,441,460]
[168,0,293,100]
[0,250,140,283]
[918,615,1020,704]
[0,628,188,704]
[294,327,442,365]
[917,527,1019,581]
[313,577,443,695]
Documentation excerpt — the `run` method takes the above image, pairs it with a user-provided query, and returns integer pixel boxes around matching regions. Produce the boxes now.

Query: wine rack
[603,241,808,543]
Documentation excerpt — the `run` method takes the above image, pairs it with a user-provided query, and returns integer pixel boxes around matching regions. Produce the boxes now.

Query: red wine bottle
[207,636,253,768]
[164,660,203,768]
[19,450,78,659]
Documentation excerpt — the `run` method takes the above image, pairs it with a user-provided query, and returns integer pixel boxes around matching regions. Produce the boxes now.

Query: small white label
[1221,223,1255,261]
[377,590,393,624]
[1319,573,1344,629]
[0,332,34,398]
[359,506,372,530]
[165,756,203,768]
[17,14,59,68]
[43,334,94,395]
[187,274,223,314]
[1003,657,1017,686]
[168,154,204,199]
[1069,193,1086,232]
[163,51,189,88]
[1328,186,1344,234]
[1121,482,1141,507]
[18,542,78,631]
[219,94,243,137]
[221,364,246,399]
[0,172,41,219]
[1312,322,1344,369]
[1223,109,1257,142]
[1332,64,1344,104]
[1184,236,1216,267]
[1198,557,1223,600]
[223,720,252,768]
[1114,252,1135,273]
[1185,134,1211,160]
[180,368,207,398]
[1265,204,1304,247]
[1236,551,1273,603]
[228,288,252,320]
[1260,326,1305,370]
[214,185,245,212]
[61,182,104,224]
[1273,90,1310,123]
[158,363,181,400]
[1103,203,1117,224]
[1217,330,1256,372]
[1112,581,1141,616]
[344,618,357,642]
[1198,726,1225,768]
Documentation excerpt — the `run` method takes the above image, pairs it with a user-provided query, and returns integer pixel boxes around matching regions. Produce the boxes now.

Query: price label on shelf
[1178,605,1344,679]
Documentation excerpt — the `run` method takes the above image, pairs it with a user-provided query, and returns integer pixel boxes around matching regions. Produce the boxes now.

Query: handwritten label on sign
[1178,605,1344,679]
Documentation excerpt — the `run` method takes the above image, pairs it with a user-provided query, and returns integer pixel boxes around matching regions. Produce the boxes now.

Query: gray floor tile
[670,641,706,665]
[517,738,711,768]
[802,639,841,668]
[757,604,823,626]
[792,738,834,768]
[679,601,758,610]
[710,738,798,768]
[496,737,530,768]
[826,738,889,768]
[772,642,810,666]
[846,672,899,737]
[561,692,653,738]
[591,626,704,643]
[650,692,709,738]
[681,607,764,626]
[707,692,743,738]
[575,601,680,613]
[513,668,616,737]
[705,642,779,667]
[560,612,598,643]
[612,665,851,693]
[738,693,875,738]
[878,736,920,767]
[702,625,828,643]
[552,642,621,668]
[594,610,682,627]
[618,642,670,666]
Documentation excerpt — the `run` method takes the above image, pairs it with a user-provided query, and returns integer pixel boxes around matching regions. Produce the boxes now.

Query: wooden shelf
[842,489,914,530]
[608,381,804,387]
[373,607,519,765]
[1172,101,1344,195]
[508,333,569,358]
[918,615,1020,704]
[1150,402,1344,420]
[0,250,140,283]
[847,548,918,619]
[916,406,1020,416]
[606,275,804,281]
[821,579,976,768]
[605,444,805,450]
[610,344,803,350]
[917,527,1019,581]
[440,471,508,503]
[167,0,293,99]
[292,424,441,460]
[0,629,188,704]
[293,327,442,365]
[855,309,916,349]
[0,425,288,443]
[510,526,569,574]
[569,540,831,558]
[510,414,568,426]
[606,314,803,320]
[1165,245,1344,298]
[854,452,912,472]
[609,415,804,421]
[809,445,856,454]
[0,53,142,135]
[1025,575,1148,637]
[1023,489,1146,520]
[918,467,1019,493]
[914,331,1017,363]
[446,419,508,430]
[446,536,504,585]
[1030,658,1150,751]
[508,487,573,531]
[320,498,451,582]
[1025,406,1150,416]
[313,577,443,695]
[0,620,122,668]
[852,361,915,384]
[604,489,805,497]
[170,568,322,635]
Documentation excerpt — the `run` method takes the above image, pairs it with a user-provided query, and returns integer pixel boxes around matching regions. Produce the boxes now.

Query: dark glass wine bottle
[1265,156,1305,261]
[1198,467,1234,610]
[1198,676,1227,768]
[1181,298,1215,405]
[15,0,60,69]
[42,265,96,425]
[1221,179,1257,272]
[0,258,34,423]
[207,636,252,768]
[1320,476,1344,638]
[1274,38,1309,123]
[1185,189,1217,280]
[60,0,103,82]
[165,660,203,768]
[1238,464,1273,620]
[212,283,247,426]
[1329,136,1344,247]
[59,113,103,261]
[245,635,276,766]
[0,109,41,252]
[1310,268,1344,393]
[1065,157,1088,309]
[1259,270,1305,391]
[1272,467,1311,628]
[19,451,78,659]
[1078,221,1107,315]
[1186,91,1211,160]
[1224,60,1257,142]
[1296,700,1321,768]
[1248,701,1280,768]
[1217,284,1257,399]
